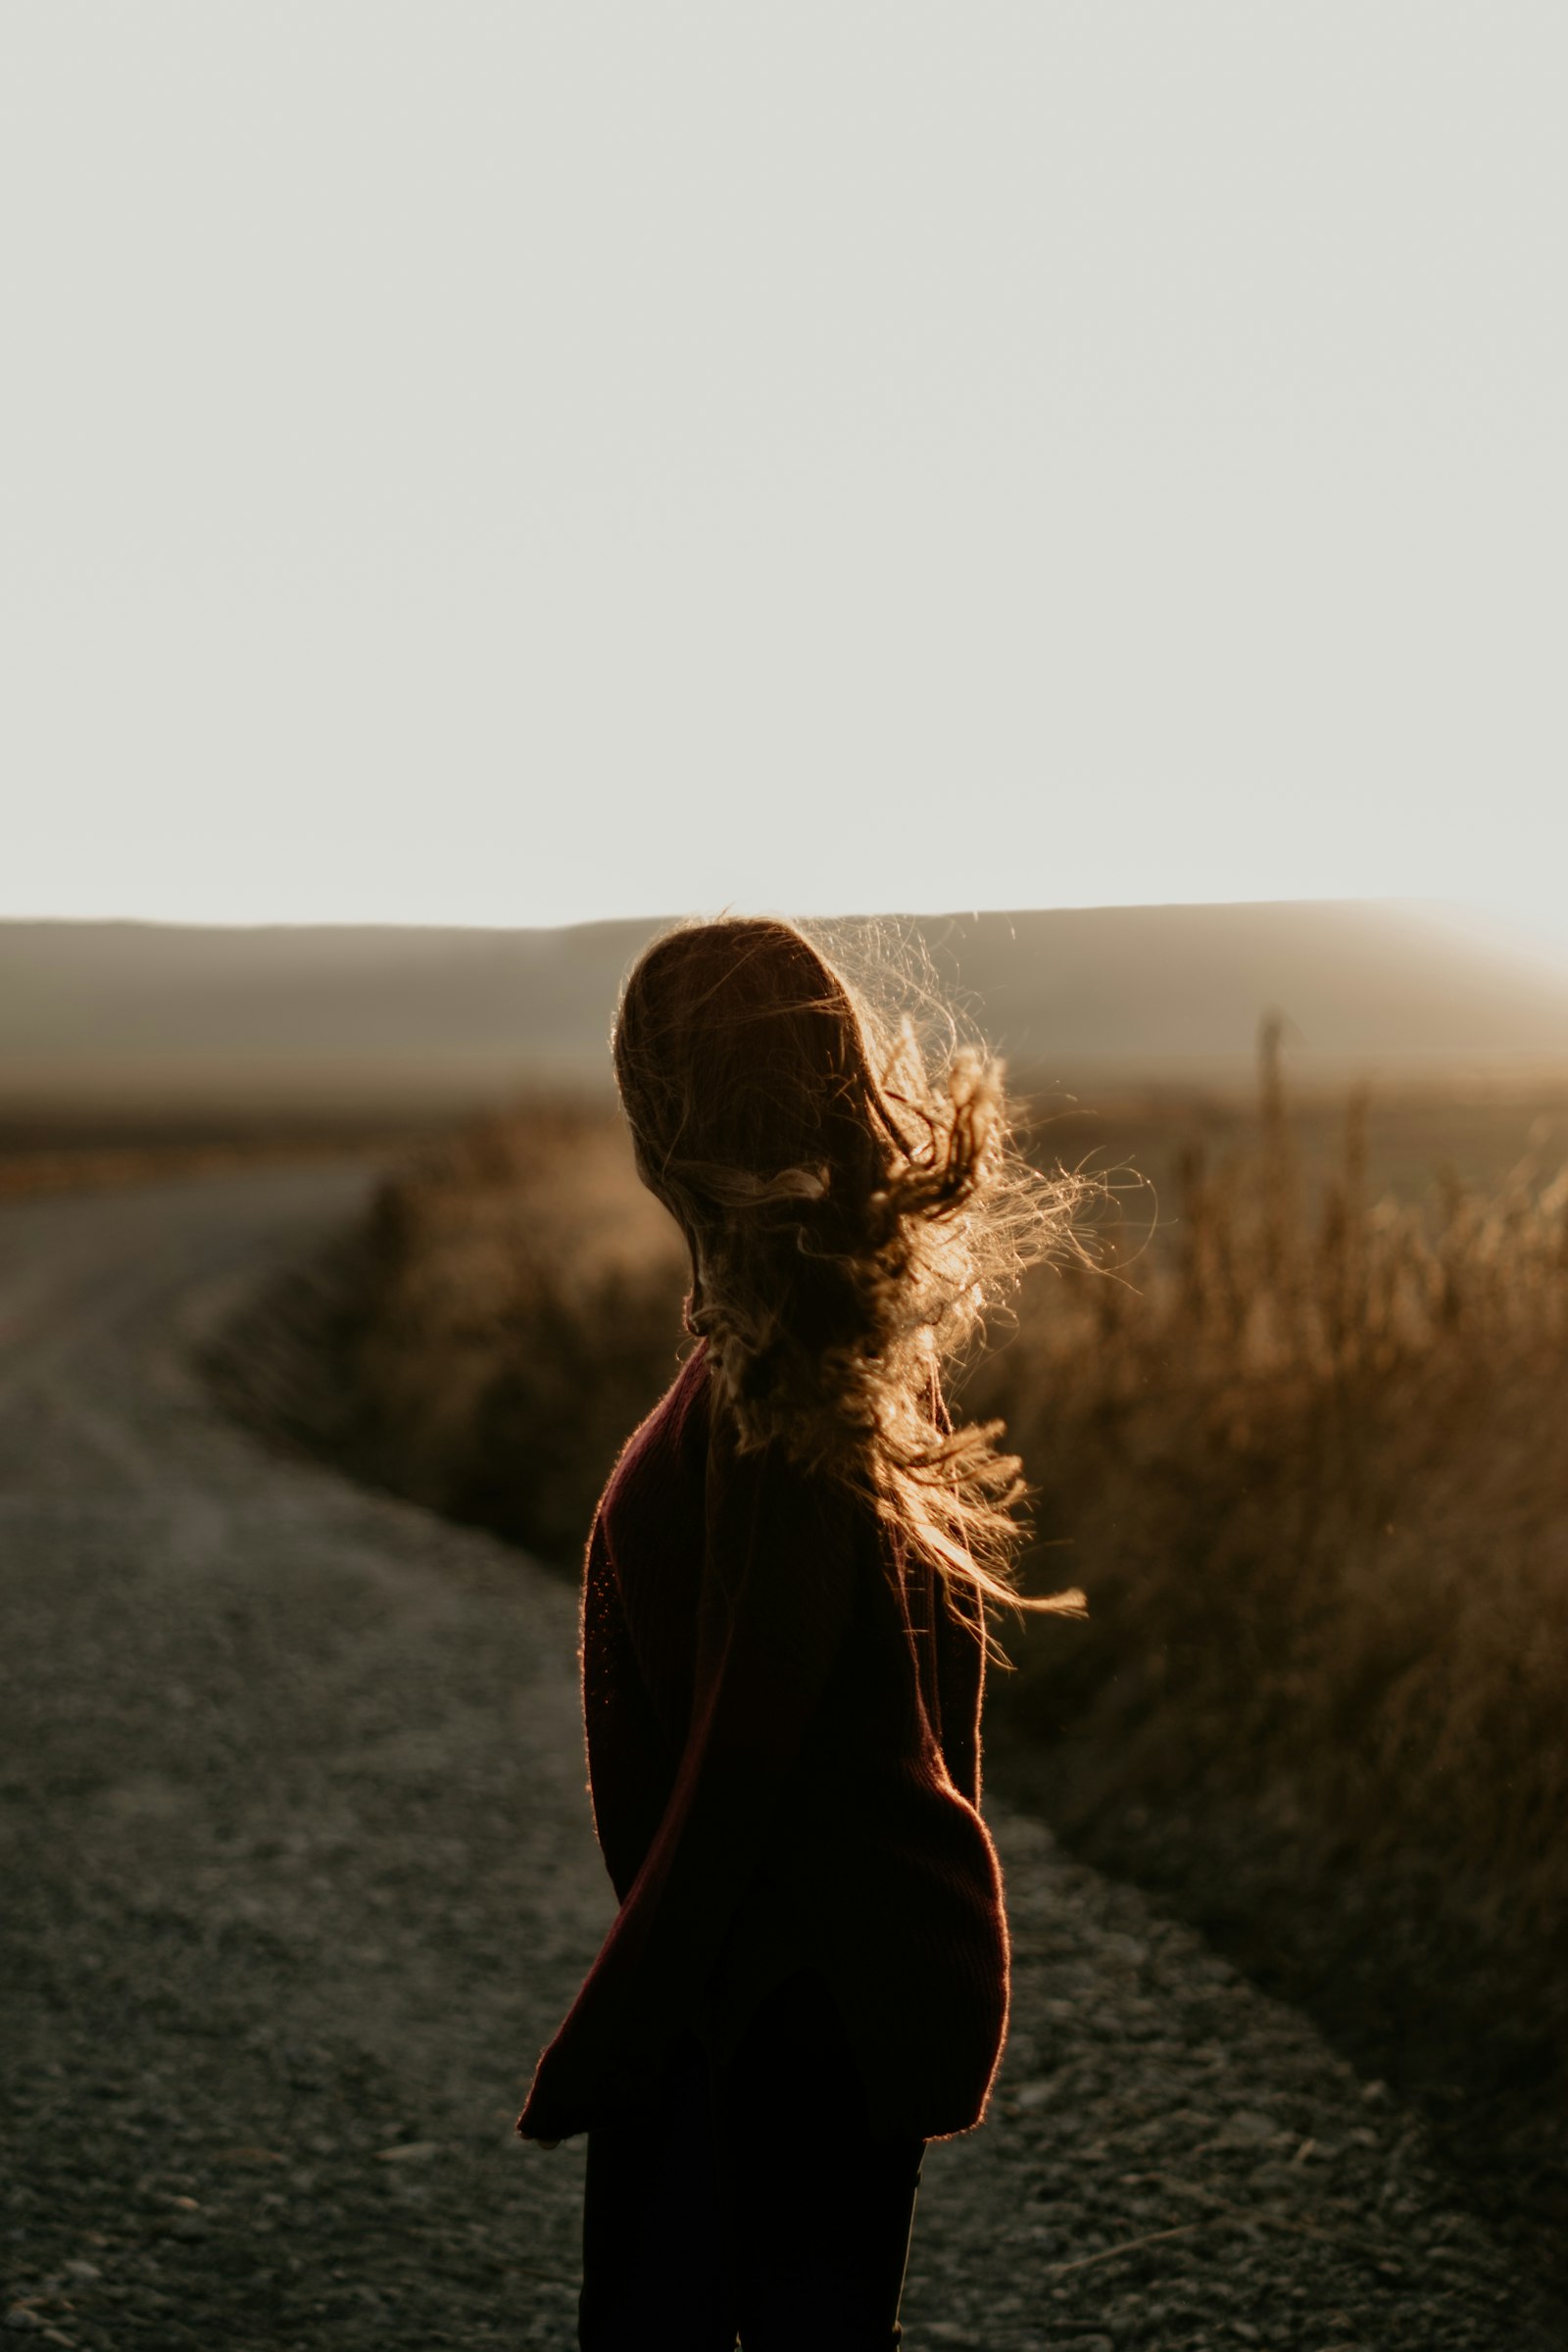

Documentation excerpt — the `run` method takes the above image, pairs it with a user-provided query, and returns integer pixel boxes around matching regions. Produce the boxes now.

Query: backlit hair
[612,916,1091,1639]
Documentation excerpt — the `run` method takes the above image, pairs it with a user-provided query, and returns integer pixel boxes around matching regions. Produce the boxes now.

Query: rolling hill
[4,901,1568,1113]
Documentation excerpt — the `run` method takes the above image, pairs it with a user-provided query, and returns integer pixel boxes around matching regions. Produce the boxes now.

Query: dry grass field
[210,1042,1568,2245]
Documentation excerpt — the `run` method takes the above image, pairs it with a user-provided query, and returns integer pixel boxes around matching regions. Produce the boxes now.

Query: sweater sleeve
[932,1578,985,1811]
[923,1360,987,1812]
[515,1415,858,2141]
[580,1509,678,1902]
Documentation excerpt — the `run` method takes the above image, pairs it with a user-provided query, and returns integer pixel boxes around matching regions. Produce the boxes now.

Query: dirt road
[1,1166,1558,2350]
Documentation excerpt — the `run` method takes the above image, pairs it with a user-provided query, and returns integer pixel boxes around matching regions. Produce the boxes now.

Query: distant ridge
[4,903,1568,1110]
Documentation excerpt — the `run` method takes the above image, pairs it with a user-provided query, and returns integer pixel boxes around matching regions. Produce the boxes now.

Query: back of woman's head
[613,918,884,1229]
[613,916,1087,1630]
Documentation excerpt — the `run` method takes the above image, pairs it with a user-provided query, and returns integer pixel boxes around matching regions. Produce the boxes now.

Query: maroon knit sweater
[514,1342,1010,2145]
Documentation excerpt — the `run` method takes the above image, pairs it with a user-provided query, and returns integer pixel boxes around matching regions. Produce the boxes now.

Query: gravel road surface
[1,1166,1558,2350]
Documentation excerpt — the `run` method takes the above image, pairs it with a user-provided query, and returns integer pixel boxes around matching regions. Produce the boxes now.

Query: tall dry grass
[975,1024,1568,2172]
[212,1104,688,1563]
[214,1039,1568,2208]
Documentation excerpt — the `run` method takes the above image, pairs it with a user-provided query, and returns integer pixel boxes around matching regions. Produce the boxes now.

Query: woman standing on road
[515,917,1086,2351]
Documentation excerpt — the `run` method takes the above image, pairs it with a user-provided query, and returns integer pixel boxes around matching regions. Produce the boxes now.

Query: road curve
[0,1163,1558,2351]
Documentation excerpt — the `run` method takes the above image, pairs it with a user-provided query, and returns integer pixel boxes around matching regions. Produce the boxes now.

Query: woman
[515,917,1086,2350]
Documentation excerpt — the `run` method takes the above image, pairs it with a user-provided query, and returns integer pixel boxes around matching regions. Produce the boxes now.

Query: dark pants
[578,1970,925,2351]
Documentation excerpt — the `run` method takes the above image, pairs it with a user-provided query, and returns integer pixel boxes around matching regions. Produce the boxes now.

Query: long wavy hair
[612,916,1091,1637]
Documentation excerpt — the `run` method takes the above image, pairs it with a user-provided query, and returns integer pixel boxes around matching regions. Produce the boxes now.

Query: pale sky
[2,8,1564,950]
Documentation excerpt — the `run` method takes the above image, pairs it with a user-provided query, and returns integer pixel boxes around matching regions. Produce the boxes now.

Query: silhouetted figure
[517,918,1083,2349]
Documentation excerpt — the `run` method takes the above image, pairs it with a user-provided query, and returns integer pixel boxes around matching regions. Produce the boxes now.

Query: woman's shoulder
[597,1342,712,1535]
